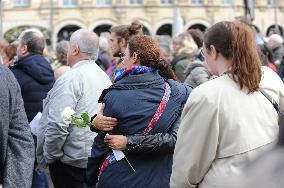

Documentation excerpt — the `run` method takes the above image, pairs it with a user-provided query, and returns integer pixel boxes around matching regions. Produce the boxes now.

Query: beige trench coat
[171,66,284,188]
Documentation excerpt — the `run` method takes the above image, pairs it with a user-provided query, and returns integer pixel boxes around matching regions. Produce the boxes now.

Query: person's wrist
[90,114,97,122]
[90,114,100,132]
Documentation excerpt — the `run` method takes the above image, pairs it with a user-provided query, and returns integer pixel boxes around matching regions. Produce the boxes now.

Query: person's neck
[69,55,93,67]
[217,59,231,76]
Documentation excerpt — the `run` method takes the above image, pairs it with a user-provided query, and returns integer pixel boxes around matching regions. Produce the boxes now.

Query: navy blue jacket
[86,71,192,188]
[10,54,55,122]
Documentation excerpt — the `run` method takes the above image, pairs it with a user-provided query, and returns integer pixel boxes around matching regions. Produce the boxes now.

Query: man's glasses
[118,52,125,61]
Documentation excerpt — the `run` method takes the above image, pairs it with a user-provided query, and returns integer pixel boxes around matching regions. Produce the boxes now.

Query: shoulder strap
[260,89,280,114]
[142,82,171,136]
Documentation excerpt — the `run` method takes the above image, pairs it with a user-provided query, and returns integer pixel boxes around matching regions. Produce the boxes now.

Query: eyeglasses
[200,48,206,60]
[118,52,125,61]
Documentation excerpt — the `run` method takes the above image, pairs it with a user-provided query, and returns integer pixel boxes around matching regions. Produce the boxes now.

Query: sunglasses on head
[118,52,125,61]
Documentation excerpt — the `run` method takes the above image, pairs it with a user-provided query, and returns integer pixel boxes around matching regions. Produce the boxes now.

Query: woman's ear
[209,45,218,60]
[132,52,140,66]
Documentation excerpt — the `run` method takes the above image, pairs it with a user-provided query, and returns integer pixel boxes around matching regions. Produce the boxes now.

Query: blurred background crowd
[1,1,284,188]
[1,0,284,82]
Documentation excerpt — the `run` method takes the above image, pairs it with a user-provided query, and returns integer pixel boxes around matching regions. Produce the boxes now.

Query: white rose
[62,107,75,121]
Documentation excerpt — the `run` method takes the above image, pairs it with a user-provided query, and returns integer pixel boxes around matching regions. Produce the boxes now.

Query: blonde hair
[173,32,198,54]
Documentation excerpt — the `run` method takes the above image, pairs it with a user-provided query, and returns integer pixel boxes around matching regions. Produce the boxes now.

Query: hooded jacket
[10,54,55,122]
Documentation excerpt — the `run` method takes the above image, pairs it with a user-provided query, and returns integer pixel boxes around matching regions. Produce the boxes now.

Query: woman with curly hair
[86,35,192,188]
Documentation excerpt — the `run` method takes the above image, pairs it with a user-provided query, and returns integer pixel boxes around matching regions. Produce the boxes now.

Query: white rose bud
[62,107,75,121]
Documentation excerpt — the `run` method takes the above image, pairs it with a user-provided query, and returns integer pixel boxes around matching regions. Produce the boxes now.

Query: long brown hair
[128,35,177,80]
[204,21,262,93]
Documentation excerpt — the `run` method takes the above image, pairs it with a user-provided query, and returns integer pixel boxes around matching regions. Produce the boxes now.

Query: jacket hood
[185,60,205,76]
[14,54,54,84]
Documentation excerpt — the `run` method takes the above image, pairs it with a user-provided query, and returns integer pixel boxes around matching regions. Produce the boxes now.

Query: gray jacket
[184,60,211,88]
[0,64,35,187]
[36,60,111,169]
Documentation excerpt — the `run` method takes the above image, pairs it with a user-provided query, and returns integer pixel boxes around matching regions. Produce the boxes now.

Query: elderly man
[37,29,112,188]
[0,64,34,188]
[10,29,55,122]
[10,29,54,188]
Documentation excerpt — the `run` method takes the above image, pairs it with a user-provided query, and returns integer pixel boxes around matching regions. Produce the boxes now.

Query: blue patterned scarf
[114,66,155,82]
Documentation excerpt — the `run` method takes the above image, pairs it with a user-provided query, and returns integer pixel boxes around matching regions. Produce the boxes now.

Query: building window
[268,0,275,6]
[63,0,78,6]
[191,0,203,5]
[96,0,112,6]
[161,0,173,5]
[14,0,30,7]
[130,0,142,5]
[221,0,233,5]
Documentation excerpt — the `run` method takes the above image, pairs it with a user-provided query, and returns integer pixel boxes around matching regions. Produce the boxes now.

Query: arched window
[156,24,172,37]
[266,25,284,36]
[143,26,151,36]
[57,25,81,41]
[188,24,207,32]
[93,25,112,36]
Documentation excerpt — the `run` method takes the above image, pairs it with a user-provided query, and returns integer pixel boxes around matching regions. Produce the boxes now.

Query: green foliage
[71,113,92,128]
[4,26,51,43]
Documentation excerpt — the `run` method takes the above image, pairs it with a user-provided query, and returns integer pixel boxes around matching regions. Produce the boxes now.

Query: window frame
[129,0,143,6]
[62,0,78,7]
[191,0,203,5]
[160,0,173,6]
[96,0,112,7]
[14,0,30,7]
[221,0,233,6]
[267,0,276,6]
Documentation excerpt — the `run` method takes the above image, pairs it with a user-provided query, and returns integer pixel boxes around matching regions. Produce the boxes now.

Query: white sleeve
[43,73,83,164]
[171,91,219,188]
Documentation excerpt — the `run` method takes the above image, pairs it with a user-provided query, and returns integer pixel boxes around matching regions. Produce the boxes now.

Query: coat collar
[72,60,95,69]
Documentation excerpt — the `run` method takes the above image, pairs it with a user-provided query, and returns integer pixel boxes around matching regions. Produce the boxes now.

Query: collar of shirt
[72,59,95,69]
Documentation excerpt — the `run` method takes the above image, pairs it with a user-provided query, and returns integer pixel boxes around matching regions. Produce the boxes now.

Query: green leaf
[73,118,85,128]
[81,113,90,123]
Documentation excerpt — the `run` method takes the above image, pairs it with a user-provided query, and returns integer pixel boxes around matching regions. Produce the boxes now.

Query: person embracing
[86,35,192,188]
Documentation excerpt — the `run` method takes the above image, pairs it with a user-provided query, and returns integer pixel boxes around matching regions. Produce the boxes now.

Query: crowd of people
[0,16,283,188]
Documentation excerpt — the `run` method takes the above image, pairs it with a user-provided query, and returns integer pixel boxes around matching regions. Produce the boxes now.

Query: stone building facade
[2,0,284,45]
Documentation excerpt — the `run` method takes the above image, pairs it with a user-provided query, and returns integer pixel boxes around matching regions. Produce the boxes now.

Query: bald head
[70,29,99,60]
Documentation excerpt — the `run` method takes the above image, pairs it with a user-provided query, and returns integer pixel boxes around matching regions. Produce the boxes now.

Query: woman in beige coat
[171,21,284,188]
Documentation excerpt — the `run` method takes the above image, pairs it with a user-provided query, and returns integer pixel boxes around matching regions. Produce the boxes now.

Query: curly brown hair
[128,35,177,80]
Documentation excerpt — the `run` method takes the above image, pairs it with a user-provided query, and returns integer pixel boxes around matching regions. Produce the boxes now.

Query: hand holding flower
[62,106,92,128]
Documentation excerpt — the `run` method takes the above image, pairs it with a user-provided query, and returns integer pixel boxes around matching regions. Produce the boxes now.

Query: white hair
[99,37,109,52]
[71,29,99,60]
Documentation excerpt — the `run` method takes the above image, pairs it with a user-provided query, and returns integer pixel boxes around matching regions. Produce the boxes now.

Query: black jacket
[91,117,181,155]
[10,54,55,122]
